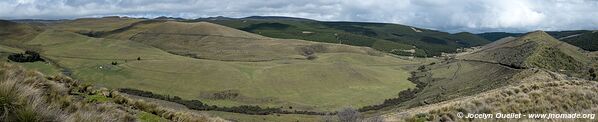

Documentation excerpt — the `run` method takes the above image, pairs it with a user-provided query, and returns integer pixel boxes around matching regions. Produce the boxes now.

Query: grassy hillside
[191,16,491,57]
[560,31,598,51]
[0,62,226,122]
[0,20,43,47]
[122,21,384,62]
[8,22,422,113]
[461,31,592,78]
[358,31,595,118]
[49,17,142,34]
[359,59,523,114]
[370,32,598,121]
[386,69,598,121]
[478,30,598,51]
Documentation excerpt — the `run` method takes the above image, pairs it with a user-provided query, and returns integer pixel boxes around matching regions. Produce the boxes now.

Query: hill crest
[459,30,591,77]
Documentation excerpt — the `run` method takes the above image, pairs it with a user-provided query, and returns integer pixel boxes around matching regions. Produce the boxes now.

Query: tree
[337,107,360,122]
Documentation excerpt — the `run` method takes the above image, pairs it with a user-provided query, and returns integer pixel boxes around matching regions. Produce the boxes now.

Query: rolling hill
[559,31,598,51]
[2,17,596,121]
[0,20,43,47]
[48,17,143,37]
[121,21,383,61]
[192,16,491,57]
[478,30,598,51]
[1,18,427,115]
[378,68,598,121]
[460,31,592,78]
[361,31,595,118]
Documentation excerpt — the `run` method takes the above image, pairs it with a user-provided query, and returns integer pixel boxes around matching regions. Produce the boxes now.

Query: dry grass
[393,69,598,121]
[0,62,227,122]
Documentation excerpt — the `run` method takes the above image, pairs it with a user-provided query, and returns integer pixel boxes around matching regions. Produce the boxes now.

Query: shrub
[7,51,45,62]
[337,107,360,122]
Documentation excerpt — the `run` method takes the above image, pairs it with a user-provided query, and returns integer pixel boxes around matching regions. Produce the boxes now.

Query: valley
[1,16,596,122]
[1,18,428,119]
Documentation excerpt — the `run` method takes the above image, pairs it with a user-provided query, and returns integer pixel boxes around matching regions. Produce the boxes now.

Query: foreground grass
[0,62,226,121]
[377,69,598,121]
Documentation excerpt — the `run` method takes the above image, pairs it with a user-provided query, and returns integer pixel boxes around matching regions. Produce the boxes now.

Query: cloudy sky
[1,0,597,33]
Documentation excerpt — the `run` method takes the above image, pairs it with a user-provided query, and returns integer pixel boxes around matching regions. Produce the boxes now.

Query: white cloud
[0,0,596,32]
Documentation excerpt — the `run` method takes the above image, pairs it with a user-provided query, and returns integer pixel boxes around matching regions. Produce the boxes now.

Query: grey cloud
[0,0,597,33]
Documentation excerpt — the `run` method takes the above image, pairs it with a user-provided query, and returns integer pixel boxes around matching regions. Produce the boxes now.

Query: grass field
[13,29,421,112]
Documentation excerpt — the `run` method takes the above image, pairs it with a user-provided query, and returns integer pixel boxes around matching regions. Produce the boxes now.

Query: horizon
[1,0,597,33]
[6,15,595,34]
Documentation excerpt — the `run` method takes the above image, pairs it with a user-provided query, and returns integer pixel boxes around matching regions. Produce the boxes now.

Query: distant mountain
[558,31,598,51]
[191,16,491,57]
[475,32,523,41]
[243,16,316,21]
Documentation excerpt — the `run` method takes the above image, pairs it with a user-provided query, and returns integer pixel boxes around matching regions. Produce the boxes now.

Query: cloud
[0,0,596,33]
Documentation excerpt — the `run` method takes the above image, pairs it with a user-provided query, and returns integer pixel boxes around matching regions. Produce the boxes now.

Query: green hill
[49,17,142,34]
[360,31,594,115]
[0,20,43,46]
[191,16,491,57]
[381,69,598,121]
[1,19,426,114]
[477,30,598,51]
[461,31,592,78]
[128,21,386,62]
[559,31,598,51]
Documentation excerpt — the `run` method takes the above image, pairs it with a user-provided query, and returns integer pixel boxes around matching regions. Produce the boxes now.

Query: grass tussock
[403,69,598,121]
[0,62,227,122]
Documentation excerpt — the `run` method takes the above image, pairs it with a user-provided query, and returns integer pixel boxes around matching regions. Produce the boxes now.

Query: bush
[337,108,360,122]
[7,51,45,62]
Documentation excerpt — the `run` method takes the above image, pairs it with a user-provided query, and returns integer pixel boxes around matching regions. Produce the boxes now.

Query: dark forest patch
[240,23,291,32]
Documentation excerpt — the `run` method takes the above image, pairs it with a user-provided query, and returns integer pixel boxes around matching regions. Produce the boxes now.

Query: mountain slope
[49,17,142,34]
[5,19,423,113]
[0,20,43,46]
[560,31,598,51]
[360,31,595,115]
[365,31,597,121]
[116,21,382,62]
[378,69,598,121]
[477,30,598,51]
[460,31,592,77]
[192,16,491,57]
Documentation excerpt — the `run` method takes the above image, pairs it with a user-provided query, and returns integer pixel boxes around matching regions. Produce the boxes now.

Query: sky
[1,0,597,33]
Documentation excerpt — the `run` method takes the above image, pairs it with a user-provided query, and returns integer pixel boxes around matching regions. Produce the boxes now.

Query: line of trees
[118,88,327,115]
